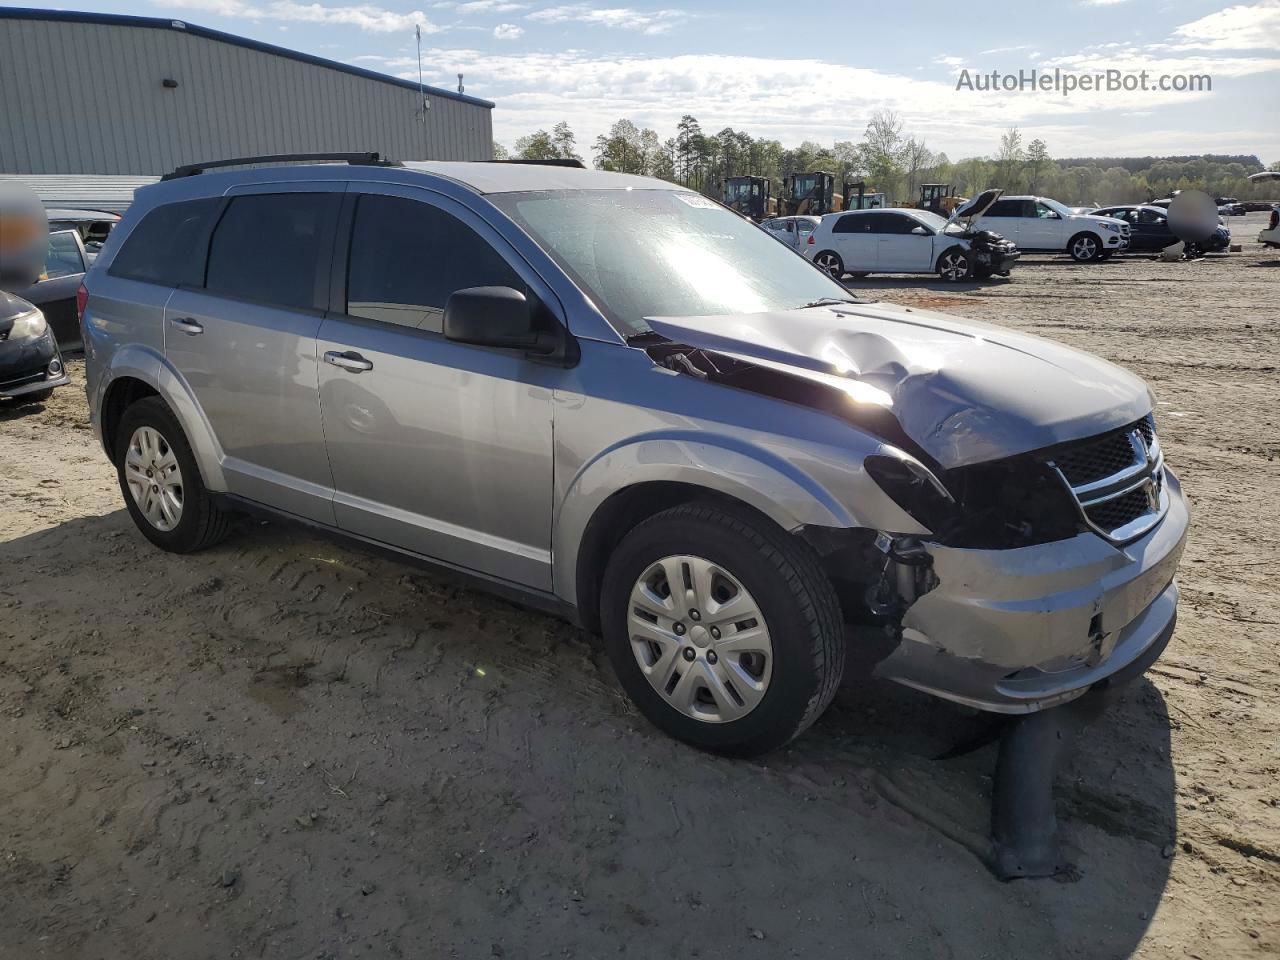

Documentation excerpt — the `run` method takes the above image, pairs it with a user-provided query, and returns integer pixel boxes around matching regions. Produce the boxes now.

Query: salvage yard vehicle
[804,189,1019,281]
[0,291,68,403]
[973,195,1130,261]
[10,228,90,350]
[46,208,120,262]
[83,154,1188,760]
[761,215,820,251]
[1093,204,1231,254]
[1260,206,1280,249]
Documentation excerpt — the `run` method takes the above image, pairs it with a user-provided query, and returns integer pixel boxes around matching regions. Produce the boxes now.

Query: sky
[13,0,1280,164]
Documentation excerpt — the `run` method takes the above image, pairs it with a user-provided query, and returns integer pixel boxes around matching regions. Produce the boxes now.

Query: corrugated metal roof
[0,174,158,213]
[0,7,494,109]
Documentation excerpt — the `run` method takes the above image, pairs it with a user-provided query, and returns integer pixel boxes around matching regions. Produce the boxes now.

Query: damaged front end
[641,323,1188,715]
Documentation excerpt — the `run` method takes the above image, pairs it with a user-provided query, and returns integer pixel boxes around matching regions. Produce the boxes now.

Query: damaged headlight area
[866,451,1083,550]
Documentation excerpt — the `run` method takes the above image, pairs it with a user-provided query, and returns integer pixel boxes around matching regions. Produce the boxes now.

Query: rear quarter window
[108,198,220,287]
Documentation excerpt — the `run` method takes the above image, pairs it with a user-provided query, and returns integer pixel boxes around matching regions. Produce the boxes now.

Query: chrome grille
[1047,415,1166,543]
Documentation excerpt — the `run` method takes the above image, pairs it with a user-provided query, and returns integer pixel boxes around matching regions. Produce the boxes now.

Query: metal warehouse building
[0,8,495,177]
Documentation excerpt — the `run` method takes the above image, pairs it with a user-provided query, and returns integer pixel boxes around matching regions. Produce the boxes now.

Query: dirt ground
[1,213,1277,959]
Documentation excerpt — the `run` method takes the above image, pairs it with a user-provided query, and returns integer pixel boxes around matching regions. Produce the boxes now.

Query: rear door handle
[323,350,373,373]
[170,317,204,336]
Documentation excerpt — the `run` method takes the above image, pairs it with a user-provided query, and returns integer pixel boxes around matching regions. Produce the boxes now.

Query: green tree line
[496,116,1280,206]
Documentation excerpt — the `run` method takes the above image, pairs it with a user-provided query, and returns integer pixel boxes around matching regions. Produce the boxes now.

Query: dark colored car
[1093,204,1230,254]
[0,290,69,403]
[10,229,90,351]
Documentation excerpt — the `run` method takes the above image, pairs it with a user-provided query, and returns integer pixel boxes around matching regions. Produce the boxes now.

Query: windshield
[1041,197,1074,217]
[492,189,853,336]
[912,210,949,232]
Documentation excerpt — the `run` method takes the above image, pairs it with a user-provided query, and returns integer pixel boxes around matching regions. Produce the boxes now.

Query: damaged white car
[804,189,1020,281]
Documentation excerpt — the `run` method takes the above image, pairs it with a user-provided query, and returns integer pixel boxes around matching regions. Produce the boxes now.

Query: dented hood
[645,302,1153,469]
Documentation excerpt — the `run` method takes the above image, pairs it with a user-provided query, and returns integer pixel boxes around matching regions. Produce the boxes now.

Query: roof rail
[161,152,400,181]
[483,158,586,169]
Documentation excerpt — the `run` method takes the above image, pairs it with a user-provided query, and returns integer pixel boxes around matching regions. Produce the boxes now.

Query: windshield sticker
[674,193,720,210]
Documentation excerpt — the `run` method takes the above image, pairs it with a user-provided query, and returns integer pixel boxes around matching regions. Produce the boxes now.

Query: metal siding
[0,18,493,175]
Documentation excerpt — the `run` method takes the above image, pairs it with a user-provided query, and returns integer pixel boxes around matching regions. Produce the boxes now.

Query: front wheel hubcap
[941,254,966,279]
[124,425,184,531]
[627,555,773,723]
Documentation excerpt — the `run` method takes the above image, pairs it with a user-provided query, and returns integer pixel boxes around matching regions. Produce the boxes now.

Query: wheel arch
[96,348,227,490]
[555,437,857,632]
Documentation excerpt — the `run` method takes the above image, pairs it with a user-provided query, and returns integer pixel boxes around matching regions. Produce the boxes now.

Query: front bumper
[1259,228,1280,248]
[974,247,1020,274]
[0,329,68,398]
[873,469,1189,713]
[1104,232,1129,250]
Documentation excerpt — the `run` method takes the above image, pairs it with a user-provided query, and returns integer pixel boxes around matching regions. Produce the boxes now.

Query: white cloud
[493,22,524,39]
[526,4,687,34]
[937,55,964,67]
[163,0,443,33]
[1171,0,1280,50]
[388,46,1280,162]
[435,0,526,12]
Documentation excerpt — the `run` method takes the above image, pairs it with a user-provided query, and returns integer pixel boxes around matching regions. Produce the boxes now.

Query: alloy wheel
[939,252,968,280]
[813,253,841,277]
[1072,236,1098,260]
[627,555,773,723]
[124,425,184,531]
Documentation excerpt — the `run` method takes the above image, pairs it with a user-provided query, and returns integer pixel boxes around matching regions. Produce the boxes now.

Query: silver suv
[82,157,1189,757]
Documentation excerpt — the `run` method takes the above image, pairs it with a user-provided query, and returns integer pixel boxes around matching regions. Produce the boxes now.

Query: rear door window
[344,194,522,333]
[108,197,219,287]
[205,193,340,311]
[832,214,867,234]
[984,199,1021,217]
[43,231,86,279]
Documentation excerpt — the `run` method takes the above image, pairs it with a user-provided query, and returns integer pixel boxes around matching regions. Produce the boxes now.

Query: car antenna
[415,23,429,123]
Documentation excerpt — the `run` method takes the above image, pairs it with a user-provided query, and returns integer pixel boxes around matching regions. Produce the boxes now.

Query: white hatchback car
[803,189,1019,282]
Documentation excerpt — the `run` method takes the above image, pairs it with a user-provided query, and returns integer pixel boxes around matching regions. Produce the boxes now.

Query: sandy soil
[1,215,1277,959]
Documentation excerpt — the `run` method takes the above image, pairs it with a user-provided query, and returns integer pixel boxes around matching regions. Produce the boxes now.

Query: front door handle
[323,350,373,373]
[170,317,204,336]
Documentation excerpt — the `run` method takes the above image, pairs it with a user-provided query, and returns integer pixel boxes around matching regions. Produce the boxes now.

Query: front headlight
[1100,222,1122,233]
[9,308,47,340]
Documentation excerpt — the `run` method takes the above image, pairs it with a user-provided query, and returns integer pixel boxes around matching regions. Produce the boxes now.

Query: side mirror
[910,225,928,235]
[443,286,556,355]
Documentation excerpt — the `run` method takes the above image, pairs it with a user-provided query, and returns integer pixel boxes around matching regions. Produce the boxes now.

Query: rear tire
[812,250,845,278]
[601,502,845,757]
[114,396,231,553]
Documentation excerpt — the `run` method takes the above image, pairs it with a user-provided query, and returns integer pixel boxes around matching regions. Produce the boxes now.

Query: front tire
[1068,232,1103,261]
[812,250,845,278]
[937,248,972,282]
[601,503,845,757]
[114,397,231,553]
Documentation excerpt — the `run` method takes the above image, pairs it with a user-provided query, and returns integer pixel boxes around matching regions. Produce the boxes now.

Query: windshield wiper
[798,296,861,309]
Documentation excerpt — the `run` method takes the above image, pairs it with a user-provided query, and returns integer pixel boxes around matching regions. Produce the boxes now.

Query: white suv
[973,196,1130,261]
